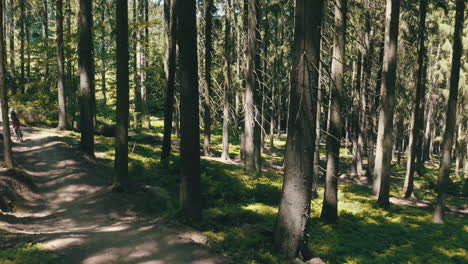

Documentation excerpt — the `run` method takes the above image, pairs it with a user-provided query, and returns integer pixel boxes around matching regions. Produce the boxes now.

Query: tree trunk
[221,0,232,161]
[43,0,49,79]
[369,39,385,183]
[203,0,214,156]
[274,0,322,258]
[253,1,262,173]
[356,53,364,176]
[433,0,465,224]
[133,0,142,127]
[243,0,261,174]
[19,0,24,92]
[321,0,347,224]
[141,0,150,128]
[312,62,321,195]
[56,0,67,130]
[269,17,279,153]
[100,3,107,105]
[0,1,13,168]
[362,4,374,182]
[415,62,429,174]
[161,0,177,162]
[8,0,15,94]
[66,0,74,129]
[78,0,95,158]
[422,99,433,161]
[403,0,428,199]
[26,4,30,82]
[115,0,130,187]
[454,124,464,177]
[177,0,201,222]
[373,0,400,207]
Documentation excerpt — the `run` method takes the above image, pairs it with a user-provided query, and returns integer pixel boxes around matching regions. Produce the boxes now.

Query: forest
[0,0,466,263]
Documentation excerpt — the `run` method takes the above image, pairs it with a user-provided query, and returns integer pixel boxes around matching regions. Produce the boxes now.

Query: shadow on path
[1,127,227,264]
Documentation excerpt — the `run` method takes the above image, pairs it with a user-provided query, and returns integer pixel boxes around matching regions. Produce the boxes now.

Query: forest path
[1,127,226,264]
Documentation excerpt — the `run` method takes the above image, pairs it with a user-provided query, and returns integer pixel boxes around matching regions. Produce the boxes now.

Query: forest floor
[0,121,467,264]
[0,126,228,264]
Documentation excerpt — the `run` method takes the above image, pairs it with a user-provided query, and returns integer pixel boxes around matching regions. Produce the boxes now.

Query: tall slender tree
[433,0,465,224]
[161,0,177,162]
[25,3,30,82]
[78,0,95,158]
[142,0,150,128]
[244,0,261,174]
[0,0,13,168]
[19,0,25,93]
[373,0,400,207]
[403,0,428,199]
[203,0,214,156]
[56,0,67,130]
[221,0,232,161]
[43,0,49,79]
[177,0,201,221]
[115,0,130,187]
[274,0,322,258]
[321,0,347,224]
[8,0,15,94]
[133,0,142,127]
[66,0,74,128]
[100,3,107,104]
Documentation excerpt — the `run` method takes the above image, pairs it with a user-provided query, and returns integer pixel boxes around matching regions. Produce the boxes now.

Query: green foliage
[308,194,467,264]
[11,91,57,125]
[0,243,57,264]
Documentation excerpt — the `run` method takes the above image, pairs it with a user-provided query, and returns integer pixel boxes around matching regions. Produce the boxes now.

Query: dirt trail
[0,127,227,264]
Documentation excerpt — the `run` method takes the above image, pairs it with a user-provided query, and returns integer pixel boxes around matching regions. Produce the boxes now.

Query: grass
[10,119,467,263]
[0,243,57,264]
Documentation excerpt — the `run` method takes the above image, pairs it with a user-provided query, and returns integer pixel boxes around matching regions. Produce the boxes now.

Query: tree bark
[321,0,347,224]
[25,4,30,82]
[56,0,67,130]
[115,0,130,187]
[133,0,142,127]
[203,0,214,156]
[369,39,385,184]
[253,1,262,172]
[43,0,49,79]
[274,0,322,258]
[177,0,201,222]
[433,0,465,224]
[221,0,232,161]
[373,0,400,207]
[161,0,177,162]
[269,17,279,153]
[66,0,74,129]
[244,0,261,174]
[8,0,15,94]
[0,1,13,168]
[78,0,95,158]
[19,0,24,93]
[355,53,364,175]
[100,3,107,105]
[403,0,428,198]
[141,0,150,128]
[361,3,374,182]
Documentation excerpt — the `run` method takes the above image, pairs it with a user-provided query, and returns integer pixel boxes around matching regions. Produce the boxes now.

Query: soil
[0,126,228,264]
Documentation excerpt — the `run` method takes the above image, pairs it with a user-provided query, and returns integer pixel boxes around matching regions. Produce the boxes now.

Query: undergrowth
[0,243,57,264]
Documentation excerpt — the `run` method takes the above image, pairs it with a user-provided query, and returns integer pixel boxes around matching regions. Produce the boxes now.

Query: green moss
[0,243,57,264]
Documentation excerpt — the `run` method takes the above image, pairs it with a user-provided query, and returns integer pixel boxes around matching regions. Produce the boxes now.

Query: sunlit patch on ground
[45,237,85,250]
